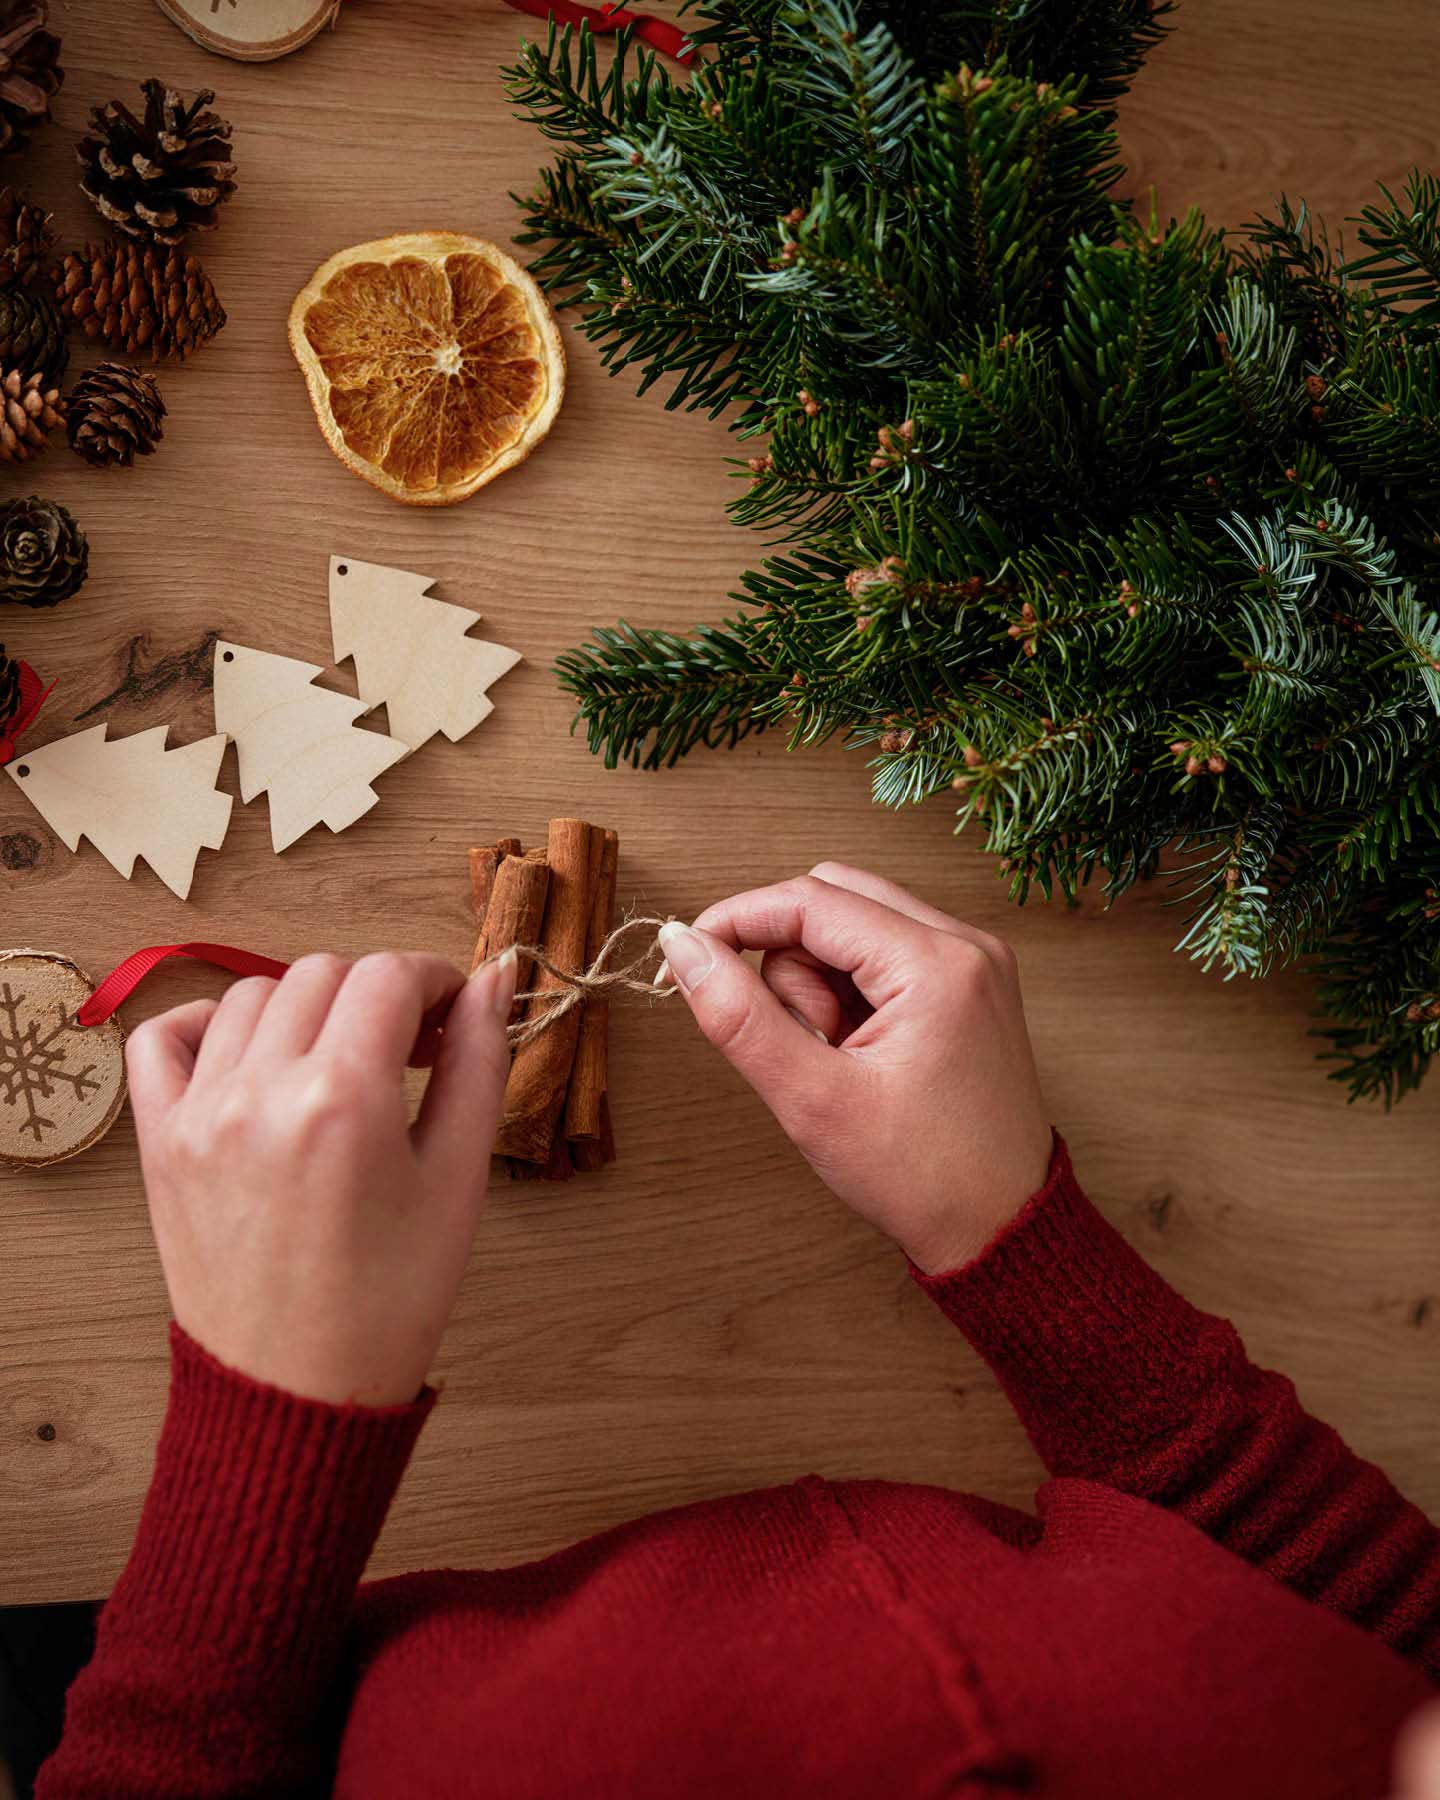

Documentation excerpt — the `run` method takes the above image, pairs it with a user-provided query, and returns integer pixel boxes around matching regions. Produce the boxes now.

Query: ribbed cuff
[912,1136,1247,1478]
[102,1324,434,1689]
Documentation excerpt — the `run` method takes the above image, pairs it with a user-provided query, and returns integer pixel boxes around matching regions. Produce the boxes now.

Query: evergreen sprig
[508,0,1440,1103]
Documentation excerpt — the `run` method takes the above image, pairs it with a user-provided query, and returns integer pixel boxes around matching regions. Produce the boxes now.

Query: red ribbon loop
[76,943,292,1028]
[0,662,54,766]
[499,0,694,64]
[76,941,448,1065]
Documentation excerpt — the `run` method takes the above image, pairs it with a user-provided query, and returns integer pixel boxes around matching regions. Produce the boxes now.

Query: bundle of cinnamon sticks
[470,817,619,1181]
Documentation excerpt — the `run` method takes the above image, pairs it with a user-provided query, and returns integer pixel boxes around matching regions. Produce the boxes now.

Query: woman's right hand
[657,863,1053,1274]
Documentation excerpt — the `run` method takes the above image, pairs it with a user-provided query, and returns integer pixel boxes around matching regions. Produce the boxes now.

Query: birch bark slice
[153,0,341,62]
[0,951,126,1170]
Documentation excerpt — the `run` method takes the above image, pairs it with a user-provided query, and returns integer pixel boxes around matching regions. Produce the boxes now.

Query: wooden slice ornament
[153,0,342,62]
[0,951,125,1169]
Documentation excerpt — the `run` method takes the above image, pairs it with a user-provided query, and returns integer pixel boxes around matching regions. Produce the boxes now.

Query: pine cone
[0,643,19,731]
[0,367,61,463]
[0,496,87,608]
[52,241,225,362]
[0,280,64,383]
[67,361,164,467]
[0,187,52,285]
[78,79,236,248]
[0,2,62,157]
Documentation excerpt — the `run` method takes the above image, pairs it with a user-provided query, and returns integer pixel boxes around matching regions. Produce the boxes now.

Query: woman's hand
[1394,1703,1440,1800]
[658,864,1052,1273]
[125,949,517,1406]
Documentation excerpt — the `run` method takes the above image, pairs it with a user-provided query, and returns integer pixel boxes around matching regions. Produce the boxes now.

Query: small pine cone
[0,641,19,730]
[0,279,64,383]
[0,366,61,463]
[0,1,62,157]
[0,186,52,286]
[0,494,87,608]
[66,361,165,467]
[78,79,236,247]
[52,240,226,362]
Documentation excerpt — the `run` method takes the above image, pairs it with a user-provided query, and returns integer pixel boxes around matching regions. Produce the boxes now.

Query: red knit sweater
[37,1142,1440,1800]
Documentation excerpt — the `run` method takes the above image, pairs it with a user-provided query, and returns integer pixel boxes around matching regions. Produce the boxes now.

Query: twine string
[487,914,679,1048]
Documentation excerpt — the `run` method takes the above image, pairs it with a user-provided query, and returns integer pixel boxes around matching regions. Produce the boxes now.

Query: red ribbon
[499,0,694,64]
[76,943,292,1028]
[76,941,448,1063]
[0,661,54,766]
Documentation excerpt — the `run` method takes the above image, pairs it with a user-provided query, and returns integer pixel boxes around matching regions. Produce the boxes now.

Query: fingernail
[470,944,518,1018]
[652,959,672,990]
[785,1005,829,1043]
[657,921,713,992]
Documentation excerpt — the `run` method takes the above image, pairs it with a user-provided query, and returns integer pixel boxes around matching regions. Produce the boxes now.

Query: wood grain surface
[2,0,1438,1606]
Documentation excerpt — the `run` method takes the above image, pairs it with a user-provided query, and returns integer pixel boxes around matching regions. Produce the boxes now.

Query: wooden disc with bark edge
[0,952,125,1170]
[152,0,341,63]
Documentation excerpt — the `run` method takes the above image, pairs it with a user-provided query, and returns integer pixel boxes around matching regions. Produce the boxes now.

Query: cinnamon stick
[571,1095,617,1172]
[471,847,550,991]
[495,818,595,1162]
[540,1131,575,1182]
[468,837,521,924]
[565,828,619,1147]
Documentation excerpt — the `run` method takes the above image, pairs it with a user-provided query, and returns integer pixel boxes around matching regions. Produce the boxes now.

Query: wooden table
[3,0,1438,1606]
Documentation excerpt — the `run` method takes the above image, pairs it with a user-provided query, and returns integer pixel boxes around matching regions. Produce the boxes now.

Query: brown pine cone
[0,366,61,463]
[0,187,52,286]
[0,496,87,608]
[66,361,164,467]
[52,240,226,362]
[0,280,63,383]
[0,1,62,157]
[78,79,236,248]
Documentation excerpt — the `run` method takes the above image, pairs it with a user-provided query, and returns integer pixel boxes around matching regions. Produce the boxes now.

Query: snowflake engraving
[0,982,100,1144]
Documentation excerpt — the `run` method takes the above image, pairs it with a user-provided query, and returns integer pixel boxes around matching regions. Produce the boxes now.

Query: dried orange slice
[288,232,565,506]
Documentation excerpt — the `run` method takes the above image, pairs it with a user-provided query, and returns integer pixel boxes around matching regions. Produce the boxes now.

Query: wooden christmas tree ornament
[0,950,126,1169]
[329,555,522,755]
[5,724,233,900]
[212,639,407,852]
[152,0,341,62]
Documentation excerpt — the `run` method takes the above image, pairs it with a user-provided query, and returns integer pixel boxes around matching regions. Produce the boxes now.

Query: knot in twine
[486,914,679,1048]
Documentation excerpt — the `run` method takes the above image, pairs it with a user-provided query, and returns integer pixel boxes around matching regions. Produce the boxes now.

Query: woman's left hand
[125,949,517,1406]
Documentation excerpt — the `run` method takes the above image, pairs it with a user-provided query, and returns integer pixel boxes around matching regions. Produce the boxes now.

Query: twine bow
[490,914,678,1048]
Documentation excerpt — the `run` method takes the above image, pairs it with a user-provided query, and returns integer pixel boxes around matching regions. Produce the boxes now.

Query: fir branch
[773,0,924,176]
[555,619,779,767]
[1346,172,1440,325]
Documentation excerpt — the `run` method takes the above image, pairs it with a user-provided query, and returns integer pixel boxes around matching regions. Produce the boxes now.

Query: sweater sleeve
[35,1324,434,1800]
[914,1136,1440,1678]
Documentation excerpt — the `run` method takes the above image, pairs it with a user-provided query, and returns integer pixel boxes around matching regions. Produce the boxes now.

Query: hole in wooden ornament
[222,651,234,663]
[14,764,27,778]
[36,1422,55,1442]
[337,563,348,576]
